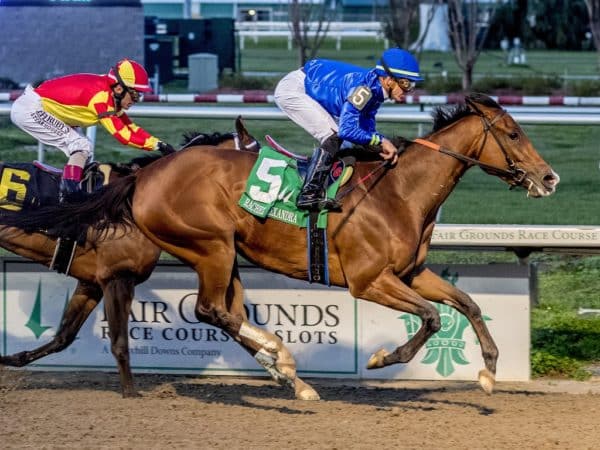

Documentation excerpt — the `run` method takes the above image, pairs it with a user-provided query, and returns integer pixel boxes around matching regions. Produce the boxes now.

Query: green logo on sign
[400,268,490,377]
[25,280,52,339]
[25,279,71,339]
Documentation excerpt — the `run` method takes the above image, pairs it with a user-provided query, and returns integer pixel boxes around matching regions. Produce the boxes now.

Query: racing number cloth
[238,146,343,229]
[0,163,59,211]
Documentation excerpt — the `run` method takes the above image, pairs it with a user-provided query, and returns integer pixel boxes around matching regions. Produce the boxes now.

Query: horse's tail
[0,175,137,239]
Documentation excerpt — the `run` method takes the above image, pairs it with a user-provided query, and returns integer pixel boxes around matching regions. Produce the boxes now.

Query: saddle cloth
[0,161,109,211]
[238,146,348,229]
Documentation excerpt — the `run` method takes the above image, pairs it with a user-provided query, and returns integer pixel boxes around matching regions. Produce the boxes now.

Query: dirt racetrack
[2,368,600,449]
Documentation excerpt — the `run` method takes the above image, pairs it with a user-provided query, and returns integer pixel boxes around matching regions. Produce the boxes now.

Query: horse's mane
[431,94,501,133]
[181,131,235,149]
[103,153,163,176]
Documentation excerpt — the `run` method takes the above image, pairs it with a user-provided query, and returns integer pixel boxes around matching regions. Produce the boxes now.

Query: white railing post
[86,126,97,162]
[37,142,45,162]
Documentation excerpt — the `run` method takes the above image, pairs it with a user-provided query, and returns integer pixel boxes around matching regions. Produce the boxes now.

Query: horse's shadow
[2,369,551,416]
[169,378,502,415]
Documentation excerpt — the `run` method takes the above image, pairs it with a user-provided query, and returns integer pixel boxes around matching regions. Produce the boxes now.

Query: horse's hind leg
[410,268,498,394]
[101,276,138,398]
[226,262,319,401]
[0,281,102,367]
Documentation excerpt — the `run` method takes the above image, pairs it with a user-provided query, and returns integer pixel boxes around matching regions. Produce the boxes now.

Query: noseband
[414,102,528,188]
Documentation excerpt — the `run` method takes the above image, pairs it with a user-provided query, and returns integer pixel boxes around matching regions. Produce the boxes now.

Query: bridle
[232,132,261,152]
[335,101,528,202]
[414,100,528,189]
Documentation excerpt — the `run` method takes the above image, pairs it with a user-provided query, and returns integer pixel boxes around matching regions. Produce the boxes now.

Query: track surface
[2,370,599,449]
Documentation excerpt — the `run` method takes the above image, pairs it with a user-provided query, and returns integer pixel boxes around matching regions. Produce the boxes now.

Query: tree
[288,0,333,67]
[447,0,499,90]
[382,0,420,50]
[383,0,443,54]
[585,0,600,69]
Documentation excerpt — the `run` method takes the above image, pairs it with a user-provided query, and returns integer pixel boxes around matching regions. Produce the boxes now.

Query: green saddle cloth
[238,146,345,229]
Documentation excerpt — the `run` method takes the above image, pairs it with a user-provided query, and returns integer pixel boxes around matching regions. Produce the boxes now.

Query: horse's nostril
[543,173,558,188]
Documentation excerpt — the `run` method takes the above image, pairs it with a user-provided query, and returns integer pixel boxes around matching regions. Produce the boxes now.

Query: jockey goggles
[380,59,416,93]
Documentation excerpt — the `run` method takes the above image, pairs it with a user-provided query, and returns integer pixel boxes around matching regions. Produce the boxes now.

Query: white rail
[236,20,386,50]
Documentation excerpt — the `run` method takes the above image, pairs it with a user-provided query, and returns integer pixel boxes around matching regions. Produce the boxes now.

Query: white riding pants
[10,85,92,168]
[274,69,338,145]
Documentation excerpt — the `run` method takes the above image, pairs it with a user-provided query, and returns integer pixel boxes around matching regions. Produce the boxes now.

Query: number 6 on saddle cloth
[0,161,111,273]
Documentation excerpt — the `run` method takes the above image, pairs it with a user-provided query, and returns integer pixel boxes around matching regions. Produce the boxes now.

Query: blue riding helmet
[374,48,424,82]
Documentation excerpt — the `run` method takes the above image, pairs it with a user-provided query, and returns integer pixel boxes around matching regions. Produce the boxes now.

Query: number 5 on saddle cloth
[239,143,352,285]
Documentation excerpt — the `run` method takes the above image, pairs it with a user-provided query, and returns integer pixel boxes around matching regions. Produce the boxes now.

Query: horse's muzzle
[526,169,560,198]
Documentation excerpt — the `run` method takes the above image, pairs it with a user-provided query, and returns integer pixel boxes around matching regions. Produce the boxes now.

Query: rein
[335,104,528,201]
[414,105,527,188]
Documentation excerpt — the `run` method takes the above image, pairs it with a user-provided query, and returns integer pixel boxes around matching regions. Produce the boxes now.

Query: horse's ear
[465,93,492,118]
[235,115,248,138]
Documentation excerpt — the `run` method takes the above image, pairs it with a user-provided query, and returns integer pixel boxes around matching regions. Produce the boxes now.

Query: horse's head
[465,93,560,198]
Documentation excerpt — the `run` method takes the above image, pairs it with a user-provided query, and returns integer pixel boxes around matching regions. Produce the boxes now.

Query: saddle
[32,160,112,203]
[265,135,355,189]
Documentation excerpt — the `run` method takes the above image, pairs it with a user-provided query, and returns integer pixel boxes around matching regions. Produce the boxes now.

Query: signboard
[0,260,530,381]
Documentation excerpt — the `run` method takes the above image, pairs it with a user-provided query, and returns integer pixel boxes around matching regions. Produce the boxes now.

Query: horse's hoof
[122,390,142,399]
[367,349,389,369]
[478,369,495,395]
[295,379,320,401]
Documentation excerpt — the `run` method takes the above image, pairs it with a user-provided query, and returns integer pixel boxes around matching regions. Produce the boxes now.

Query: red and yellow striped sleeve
[91,92,159,151]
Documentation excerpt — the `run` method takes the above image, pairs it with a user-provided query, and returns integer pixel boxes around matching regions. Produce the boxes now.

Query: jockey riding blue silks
[274,48,423,211]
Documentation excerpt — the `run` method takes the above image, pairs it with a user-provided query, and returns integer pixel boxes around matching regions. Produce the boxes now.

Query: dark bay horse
[0,117,259,397]
[3,94,560,400]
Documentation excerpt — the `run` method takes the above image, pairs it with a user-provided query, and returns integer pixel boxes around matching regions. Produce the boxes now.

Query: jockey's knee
[320,133,341,155]
[66,138,92,167]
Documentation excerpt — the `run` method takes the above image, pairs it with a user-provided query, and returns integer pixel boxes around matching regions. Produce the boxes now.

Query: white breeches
[274,69,339,144]
[10,85,92,168]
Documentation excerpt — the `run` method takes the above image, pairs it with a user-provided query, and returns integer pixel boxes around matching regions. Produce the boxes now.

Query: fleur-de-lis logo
[400,268,490,377]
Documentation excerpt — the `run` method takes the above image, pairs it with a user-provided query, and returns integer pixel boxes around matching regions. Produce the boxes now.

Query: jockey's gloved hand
[156,141,176,156]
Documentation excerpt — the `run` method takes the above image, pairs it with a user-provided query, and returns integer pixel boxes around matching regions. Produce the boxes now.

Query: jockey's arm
[98,112,159,150]
[338,102,383,145]
[339,102,398,164]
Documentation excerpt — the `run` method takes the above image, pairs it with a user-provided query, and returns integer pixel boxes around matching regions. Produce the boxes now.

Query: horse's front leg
[353,269,442,368]
[0,281,102,367]
[409,267,498,394]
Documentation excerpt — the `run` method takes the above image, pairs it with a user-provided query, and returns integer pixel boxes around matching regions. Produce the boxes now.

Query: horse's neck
[393,119,483,216]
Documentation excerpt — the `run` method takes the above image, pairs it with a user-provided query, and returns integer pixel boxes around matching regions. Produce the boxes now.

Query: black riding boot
[297,139,341,211]
[59,178,83,203]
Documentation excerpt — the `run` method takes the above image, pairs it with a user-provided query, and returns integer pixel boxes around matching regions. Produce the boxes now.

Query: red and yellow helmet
[108,59,152,92]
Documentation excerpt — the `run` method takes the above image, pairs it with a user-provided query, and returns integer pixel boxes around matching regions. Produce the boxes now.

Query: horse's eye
[509,132,519,140]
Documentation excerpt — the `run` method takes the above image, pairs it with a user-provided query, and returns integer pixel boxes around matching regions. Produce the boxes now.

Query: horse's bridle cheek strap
[477,112,528,187]
[413,109,528,188]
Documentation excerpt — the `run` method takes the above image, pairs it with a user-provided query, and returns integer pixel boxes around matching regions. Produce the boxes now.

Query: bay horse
[0,117,259,397]
[2,94,560,400]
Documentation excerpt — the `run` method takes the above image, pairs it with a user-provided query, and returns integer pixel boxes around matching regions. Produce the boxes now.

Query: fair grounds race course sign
[431,224,600,251]
[1,259,530,381]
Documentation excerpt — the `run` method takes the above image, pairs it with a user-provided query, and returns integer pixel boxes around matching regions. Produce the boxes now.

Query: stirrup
[59,179,83,203]
[297,193,341,211]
